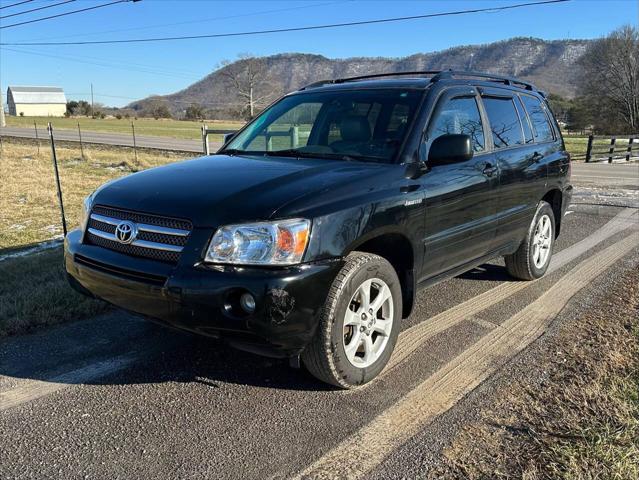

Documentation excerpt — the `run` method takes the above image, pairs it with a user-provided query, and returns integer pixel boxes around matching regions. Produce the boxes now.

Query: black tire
[301,252,402,389]
[504,201,555,280]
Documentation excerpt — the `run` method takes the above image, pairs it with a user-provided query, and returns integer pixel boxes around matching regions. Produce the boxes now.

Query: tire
[504,201,555,281]
[302,252,402,389]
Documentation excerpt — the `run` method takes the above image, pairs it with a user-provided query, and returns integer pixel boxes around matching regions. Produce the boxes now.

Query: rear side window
[428,96,485,152]
[481,96,524,149]
[521,95,554,143]
[514,96,534,144]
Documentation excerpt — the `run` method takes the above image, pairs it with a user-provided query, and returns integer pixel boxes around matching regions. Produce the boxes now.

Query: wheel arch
[542,188,563,237]
[347,230,416,319]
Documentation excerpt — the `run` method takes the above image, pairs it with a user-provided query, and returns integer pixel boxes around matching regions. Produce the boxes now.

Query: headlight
[81,192,95,232]
[205,218,311,265]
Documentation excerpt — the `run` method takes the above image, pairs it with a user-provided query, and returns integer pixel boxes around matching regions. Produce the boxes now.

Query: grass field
[5,115,245,141]
[0,137,188,250]
[0,247,111,336]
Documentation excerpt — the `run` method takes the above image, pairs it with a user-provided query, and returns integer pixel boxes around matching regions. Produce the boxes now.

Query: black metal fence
[579,135,639,163]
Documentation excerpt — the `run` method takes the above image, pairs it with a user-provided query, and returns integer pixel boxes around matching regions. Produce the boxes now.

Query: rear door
[479,88,547,248]
[419,87,500,279]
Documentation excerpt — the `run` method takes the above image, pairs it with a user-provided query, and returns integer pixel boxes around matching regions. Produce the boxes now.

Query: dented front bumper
[64,229,343,357]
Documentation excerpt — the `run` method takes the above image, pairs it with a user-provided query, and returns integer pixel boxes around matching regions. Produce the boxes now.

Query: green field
[6,115,245,140]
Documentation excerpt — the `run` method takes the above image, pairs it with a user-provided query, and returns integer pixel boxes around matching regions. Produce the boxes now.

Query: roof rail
[298,71,441,90]
[299,69,538,92]
[431,70,538,91]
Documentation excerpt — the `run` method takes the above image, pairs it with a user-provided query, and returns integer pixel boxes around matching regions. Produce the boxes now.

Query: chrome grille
[85,206,192,263]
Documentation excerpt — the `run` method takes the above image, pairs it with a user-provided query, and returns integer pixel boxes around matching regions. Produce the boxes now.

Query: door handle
[532,152,544,163]
[482,162,498,177]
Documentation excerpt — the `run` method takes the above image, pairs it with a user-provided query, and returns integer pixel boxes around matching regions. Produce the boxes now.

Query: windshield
[223,89,422,163]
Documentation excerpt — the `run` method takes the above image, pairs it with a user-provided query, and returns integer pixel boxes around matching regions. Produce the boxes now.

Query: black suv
[65,71,572,388]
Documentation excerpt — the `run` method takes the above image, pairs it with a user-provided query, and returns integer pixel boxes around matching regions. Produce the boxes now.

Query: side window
[521,95,554,143]
[427,96,485,152]
[481,96,524,148]
[514,96,534,143]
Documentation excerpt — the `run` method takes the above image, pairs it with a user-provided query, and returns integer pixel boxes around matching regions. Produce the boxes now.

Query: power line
[0,0,570,45]
[0,0,76,20]
[0,0,138,30]
[0,0,34,10]
[0,46,201,80]
[24,0,344,42]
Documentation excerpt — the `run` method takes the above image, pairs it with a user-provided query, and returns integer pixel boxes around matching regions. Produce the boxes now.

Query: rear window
[521,95,554,143]
[481,96,524,149]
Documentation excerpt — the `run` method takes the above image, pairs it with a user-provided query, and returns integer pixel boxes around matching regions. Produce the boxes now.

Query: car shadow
[0,314,336,393]
[457,263,517,282]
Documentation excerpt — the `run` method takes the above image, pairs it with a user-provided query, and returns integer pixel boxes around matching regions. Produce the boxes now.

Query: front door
[419,88,500,280]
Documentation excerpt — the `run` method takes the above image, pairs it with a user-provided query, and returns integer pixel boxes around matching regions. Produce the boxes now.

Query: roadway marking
[573,174,638,180]
[297,232,639,479]
[0,353,140,411]
[381,208,637,380]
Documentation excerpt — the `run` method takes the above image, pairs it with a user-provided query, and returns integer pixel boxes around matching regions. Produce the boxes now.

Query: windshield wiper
[263,149,317,158]
[219,149,243,156]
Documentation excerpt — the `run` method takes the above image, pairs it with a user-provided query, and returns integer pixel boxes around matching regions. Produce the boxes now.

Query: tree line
[548,25,637,134]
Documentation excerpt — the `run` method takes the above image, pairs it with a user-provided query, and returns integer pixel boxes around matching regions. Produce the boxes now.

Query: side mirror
[427,134,473,167]
[223,132,237,144]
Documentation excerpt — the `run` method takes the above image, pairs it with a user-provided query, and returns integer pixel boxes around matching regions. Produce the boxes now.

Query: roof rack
[299,69,538,92]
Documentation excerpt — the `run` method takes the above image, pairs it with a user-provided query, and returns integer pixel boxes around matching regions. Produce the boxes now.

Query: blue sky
[0,0,636,107]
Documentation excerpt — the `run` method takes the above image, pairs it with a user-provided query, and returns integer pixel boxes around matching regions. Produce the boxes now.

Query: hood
[92,154,389,226]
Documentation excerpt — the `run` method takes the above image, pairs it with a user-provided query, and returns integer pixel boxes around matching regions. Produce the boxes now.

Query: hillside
[129,37,589,118]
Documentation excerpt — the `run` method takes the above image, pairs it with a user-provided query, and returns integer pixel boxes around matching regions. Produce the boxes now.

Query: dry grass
[0,137,188,250]
[433,268,639,479]
[0,247,110,336]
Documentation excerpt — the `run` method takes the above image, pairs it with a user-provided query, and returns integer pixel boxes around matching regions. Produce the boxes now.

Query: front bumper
[64,229,342,357]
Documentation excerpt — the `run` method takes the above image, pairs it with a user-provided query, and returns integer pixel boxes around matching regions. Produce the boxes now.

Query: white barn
[7,86,67,117]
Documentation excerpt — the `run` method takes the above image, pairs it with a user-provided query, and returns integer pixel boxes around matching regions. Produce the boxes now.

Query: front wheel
[301,252,402,389]
[504,201,555,280]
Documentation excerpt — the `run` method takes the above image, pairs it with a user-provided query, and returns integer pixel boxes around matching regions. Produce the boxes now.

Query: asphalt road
[0,125,218,153]
[1,197,638,479]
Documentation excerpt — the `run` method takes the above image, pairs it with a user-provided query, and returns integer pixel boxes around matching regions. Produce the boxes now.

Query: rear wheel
[302,252,402,389]
[504,201,555,280]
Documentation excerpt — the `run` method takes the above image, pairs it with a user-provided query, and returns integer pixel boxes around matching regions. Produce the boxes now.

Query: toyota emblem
[115,220,138,244]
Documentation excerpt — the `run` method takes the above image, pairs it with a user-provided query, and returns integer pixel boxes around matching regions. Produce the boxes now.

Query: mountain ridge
[128,37,590,117]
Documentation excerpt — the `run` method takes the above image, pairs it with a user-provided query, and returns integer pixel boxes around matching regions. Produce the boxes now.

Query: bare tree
[219,54,275,119]
[143,97,172,119]
[579,25,638,133]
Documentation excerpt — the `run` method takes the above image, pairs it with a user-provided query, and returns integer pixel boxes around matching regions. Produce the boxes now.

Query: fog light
[240,292,256,313]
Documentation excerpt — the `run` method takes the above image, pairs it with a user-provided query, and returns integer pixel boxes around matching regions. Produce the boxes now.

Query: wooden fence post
[33,121,40,155]
[627,137,635,162]
[47,123,68,237]
[202,124,210,155]
[290,125,299,148]
[131,122,138,165]
[77,122,85,160]
[608,136,616,163]
[585,134,594,163]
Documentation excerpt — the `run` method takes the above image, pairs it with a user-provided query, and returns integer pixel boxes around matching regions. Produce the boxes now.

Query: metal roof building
[7,86,67,117]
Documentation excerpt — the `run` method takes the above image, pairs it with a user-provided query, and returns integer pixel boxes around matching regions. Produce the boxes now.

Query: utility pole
[0,84,6,127]
[90,83,94,118]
